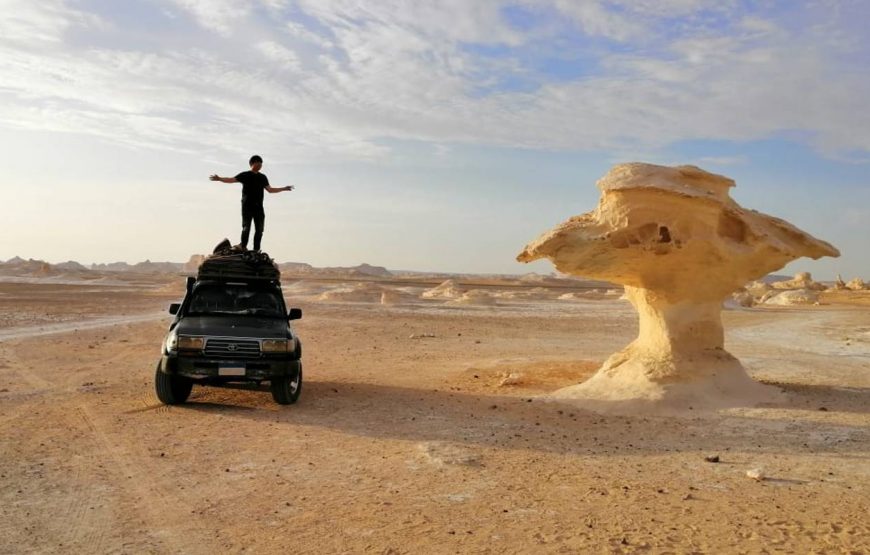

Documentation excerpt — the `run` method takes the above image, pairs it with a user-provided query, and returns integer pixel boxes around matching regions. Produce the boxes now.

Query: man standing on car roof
[209,155,294,252]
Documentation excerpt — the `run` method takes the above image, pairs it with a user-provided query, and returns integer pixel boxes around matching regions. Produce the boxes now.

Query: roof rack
[196,251,281,282]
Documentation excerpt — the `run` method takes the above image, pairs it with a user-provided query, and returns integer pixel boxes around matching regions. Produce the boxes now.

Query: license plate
[218,366,246,377]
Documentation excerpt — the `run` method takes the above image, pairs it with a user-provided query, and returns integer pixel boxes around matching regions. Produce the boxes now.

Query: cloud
[551,0,643,41]
[0,0,101,44]
[0,0,868,162]
[169,0,250,35]
[255,41,301,69]
[285,20,335,49]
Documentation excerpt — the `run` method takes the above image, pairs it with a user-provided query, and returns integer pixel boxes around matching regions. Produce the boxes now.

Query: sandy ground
[1,277,868,553]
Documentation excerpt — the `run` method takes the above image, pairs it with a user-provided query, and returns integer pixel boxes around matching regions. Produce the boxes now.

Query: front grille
[204,338,261,358]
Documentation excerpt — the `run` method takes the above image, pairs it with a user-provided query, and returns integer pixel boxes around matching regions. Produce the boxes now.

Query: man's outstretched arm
[209,175,238,183]
[266,185,294,193]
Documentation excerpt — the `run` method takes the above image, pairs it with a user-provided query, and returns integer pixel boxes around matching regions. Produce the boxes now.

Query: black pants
[241,203,265,251]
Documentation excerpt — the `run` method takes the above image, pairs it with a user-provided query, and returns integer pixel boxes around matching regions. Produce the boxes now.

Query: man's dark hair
[249,155,263,166]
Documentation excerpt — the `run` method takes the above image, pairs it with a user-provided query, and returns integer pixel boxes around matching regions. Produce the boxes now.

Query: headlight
[177,336,205,351]
[165,331,177,352]
[262,339,290,353]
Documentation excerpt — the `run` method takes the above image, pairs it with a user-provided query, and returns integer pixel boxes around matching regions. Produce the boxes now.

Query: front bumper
[160,353,300,381]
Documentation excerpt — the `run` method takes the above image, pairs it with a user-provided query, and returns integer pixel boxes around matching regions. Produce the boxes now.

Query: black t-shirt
[235,171,269,207]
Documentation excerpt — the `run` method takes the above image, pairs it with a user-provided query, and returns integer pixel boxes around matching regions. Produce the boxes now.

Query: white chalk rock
[771,272,826,291]
[517,163,839,412]
[746,468,765,481]
[421,279,463,299]
[447,289,497,305]
[498,372,524,386]
[317,282,384,303]
[845,277,867,291]
[763,288,820,306]
[728,290,755,308]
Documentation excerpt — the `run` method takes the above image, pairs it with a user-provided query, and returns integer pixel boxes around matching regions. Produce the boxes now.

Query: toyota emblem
[227,343,238,351]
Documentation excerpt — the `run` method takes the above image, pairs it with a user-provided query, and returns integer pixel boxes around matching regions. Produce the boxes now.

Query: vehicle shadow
[177,378,870,459]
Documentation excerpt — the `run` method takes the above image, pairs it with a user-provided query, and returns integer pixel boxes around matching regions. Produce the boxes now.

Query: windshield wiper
[186,310,241,316]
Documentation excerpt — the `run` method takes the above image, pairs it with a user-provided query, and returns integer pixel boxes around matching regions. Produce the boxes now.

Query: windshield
[187,283,285,317]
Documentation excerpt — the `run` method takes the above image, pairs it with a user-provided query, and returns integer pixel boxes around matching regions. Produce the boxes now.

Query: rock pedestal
[518,163,839,412]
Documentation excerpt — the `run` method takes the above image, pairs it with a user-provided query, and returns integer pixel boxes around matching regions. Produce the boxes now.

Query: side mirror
[288,308,302,321]
[169,303,181,315]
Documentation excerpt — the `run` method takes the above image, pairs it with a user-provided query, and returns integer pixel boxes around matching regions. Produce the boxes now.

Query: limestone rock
[746,468,765,481]
[770,272,825,291]
[421,279,463,299]
[745,280,772,297]
[846,277,867,291]
[493,287,553,301]
[762,288,820,306]
[730,290,755,307]
[447,290,497,305]
[517,163,839,412]
[498,372,524,386]
[317,283,384,303]
[380,289,416,305]
[34,262,56,277]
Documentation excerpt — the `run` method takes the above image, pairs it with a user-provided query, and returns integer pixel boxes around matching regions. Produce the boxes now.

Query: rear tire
[271,365,302,405]
[155,363,193,404]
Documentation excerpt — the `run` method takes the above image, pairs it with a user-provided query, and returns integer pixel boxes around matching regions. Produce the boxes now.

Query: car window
[187,284,284,317]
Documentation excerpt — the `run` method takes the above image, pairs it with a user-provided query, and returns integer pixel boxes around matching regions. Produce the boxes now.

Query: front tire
[155,363,193,404]
[271,365,302,405]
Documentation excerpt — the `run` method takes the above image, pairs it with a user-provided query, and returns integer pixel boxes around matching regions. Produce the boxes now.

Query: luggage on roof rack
[196,239,281,281]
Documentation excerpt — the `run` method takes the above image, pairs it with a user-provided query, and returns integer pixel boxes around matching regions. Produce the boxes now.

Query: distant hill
[90,262,133,272]
[278,261,315,274]
[348,263,392,277]
[131,260,183,273]
[760,274,792,284]
[278,261,392,278]
[0,254,621,283]
[90,260,183,273]
[0,257,57,277]
[54,261,90,272]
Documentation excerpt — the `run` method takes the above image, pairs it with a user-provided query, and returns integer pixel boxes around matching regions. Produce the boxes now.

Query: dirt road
[1,294,869,553]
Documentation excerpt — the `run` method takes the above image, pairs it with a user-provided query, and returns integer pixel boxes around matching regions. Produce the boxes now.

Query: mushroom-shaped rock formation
[517,163,839,411]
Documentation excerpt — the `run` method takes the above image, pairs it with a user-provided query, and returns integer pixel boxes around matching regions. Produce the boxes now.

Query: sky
[0,0,868,277]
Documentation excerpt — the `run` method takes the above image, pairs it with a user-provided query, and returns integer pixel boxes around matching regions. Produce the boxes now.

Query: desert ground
[1,273,869,553]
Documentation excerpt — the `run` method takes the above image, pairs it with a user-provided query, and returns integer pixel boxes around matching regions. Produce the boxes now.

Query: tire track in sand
[0,312,167,342]
[74,404,212,554]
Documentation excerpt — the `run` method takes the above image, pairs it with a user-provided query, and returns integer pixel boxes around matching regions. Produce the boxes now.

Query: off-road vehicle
[155,248,302,405]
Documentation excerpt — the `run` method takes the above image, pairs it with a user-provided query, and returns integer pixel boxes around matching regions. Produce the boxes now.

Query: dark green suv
[156,275,303,405]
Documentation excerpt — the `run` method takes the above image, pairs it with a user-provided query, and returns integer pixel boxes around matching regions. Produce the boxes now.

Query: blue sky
[0,0,867,278]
